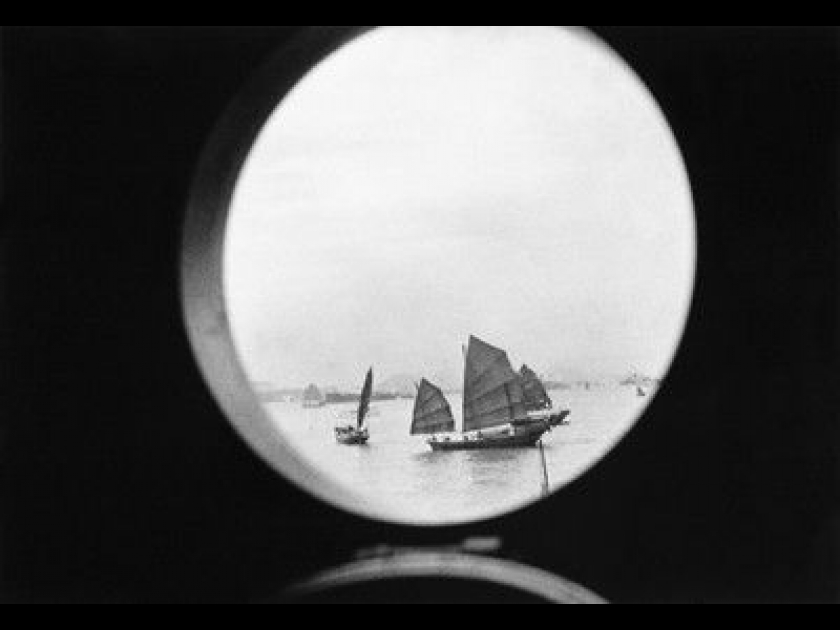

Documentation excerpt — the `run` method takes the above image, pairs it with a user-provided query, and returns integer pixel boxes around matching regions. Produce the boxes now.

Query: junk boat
[410,336,569,450]
[335,368,373,445]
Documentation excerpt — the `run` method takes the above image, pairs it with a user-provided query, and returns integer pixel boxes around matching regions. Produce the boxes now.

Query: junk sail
[462,335,527,432]
[518,364,553,411]
[357,368,373,428]
[410,379,455,435]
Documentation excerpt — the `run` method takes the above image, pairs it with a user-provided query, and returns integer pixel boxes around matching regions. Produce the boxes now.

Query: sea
[265,385,650,524]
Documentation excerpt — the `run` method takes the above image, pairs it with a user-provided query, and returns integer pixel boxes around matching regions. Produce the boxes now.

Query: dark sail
[462,336,526,432]
[518,364,553,411]
[410,378,455,435]
[357,368,373,428]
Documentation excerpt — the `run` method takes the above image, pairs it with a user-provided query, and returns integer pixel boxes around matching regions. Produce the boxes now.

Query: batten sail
[519,364,553,411]
[411,379,455,435]
[462,336,526,432]
[357,368,373,428]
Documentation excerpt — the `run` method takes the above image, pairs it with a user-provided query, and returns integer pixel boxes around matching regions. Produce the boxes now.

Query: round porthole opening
[183,26,696,526]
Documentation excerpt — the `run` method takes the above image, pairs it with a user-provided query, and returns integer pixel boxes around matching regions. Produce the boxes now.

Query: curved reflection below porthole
[276,545,607,603]
[222,26,696,524]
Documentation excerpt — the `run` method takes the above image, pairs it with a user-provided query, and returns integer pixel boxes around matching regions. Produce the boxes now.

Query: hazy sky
[225,26,695,390]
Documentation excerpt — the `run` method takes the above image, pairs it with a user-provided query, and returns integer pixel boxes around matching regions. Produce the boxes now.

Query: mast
[357,368,373,428]
[462,335,526,433]
[410,379,455,435]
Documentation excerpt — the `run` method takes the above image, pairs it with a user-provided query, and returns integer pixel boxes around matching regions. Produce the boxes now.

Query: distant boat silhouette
[636,385,646,397]
[302,383,326,408]
[410,336,570,451]
[335,368,372,445]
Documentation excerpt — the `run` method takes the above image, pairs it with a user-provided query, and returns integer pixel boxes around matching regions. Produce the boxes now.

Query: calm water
[266,386,650,523]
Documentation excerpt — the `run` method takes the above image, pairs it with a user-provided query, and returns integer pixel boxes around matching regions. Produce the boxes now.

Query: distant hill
[546,364,662,386]
[378,373,419,397]
[251,381,303,402]
[379,371,463,395]
[618,372,661,387]
[546,364,615,383]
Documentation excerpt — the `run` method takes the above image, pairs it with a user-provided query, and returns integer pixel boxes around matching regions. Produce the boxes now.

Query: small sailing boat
[410,336,570,450]
[636,385,646,397]
[335,368,372,445]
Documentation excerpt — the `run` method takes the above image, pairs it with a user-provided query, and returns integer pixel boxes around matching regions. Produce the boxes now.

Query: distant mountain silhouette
[378,373,420,396]
[379,371,461,395]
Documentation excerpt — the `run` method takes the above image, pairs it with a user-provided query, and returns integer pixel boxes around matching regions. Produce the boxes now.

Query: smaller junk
[301,383,326,408]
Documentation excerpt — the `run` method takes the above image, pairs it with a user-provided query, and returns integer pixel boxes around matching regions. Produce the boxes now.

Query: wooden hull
[335,427,369,445]
[427,410,570,451]
[428,430,542,450]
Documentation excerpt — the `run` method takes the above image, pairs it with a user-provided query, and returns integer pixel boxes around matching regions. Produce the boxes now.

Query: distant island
[251,369,660,404]
[618,372,662,388]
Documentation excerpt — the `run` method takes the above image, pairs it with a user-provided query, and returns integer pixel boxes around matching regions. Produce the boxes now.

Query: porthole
[182,26,696,526]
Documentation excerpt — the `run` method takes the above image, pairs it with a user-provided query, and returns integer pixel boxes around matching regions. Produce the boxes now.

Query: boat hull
[334,427,369,445]
[427,410,570,451]
[428,430,542,450]
[518,409,571,429]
